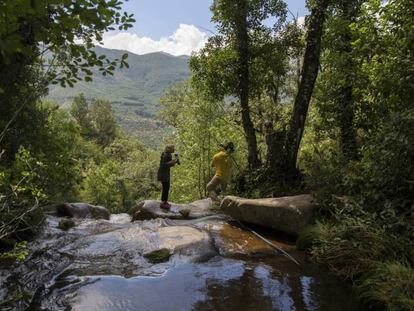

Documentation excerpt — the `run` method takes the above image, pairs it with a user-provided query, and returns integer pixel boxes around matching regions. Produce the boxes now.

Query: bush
[296,221,338,251]
[80,137,159,213]
[345,111,414,213]
[1,104,83,250]
[81,159,126,213]
[356,261,414,311]
[298,216,398,281]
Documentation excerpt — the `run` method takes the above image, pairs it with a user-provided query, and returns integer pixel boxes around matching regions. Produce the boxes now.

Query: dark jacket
[157,152,173,182]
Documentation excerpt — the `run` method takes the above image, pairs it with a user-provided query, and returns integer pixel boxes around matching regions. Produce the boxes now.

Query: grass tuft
[299,217,397,281]
[356,261,414,311]
[296,221,337,251]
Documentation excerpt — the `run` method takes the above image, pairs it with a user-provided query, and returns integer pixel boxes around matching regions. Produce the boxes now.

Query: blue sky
[102,0,308,56]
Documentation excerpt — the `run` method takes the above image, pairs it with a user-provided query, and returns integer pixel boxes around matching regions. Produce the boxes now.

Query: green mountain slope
[48,47,190,147]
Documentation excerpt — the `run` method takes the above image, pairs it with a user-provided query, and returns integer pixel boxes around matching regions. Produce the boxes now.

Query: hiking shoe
[160,202,171,210]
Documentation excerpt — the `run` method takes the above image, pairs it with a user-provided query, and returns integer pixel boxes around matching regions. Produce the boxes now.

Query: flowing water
[0,214,359,311]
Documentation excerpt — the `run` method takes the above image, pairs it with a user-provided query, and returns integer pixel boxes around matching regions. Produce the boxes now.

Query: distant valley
[48,47,191,147]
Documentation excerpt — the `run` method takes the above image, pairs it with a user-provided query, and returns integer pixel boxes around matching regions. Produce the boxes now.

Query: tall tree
[284,0,331,173]
[190,0,287,171]
[234,0,260,170]
[90,99,117,147]
[70,95,117,147]
[70,93,92,136]
[334,1,361,160]
[315,0,364,161]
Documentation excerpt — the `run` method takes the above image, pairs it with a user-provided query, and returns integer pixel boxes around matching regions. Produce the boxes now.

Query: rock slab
[131,198,215,221]
[221,194,317,236]
[43,202,110,220]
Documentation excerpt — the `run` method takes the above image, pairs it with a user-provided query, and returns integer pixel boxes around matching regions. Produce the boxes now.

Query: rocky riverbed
[0,200,358,311]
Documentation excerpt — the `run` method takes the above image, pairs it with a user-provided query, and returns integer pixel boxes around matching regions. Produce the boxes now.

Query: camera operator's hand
[174,153,180,165]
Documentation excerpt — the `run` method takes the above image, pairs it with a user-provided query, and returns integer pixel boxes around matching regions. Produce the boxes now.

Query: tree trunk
[236,0,261,171]
[284,0,331,172]
[337,1,359,161]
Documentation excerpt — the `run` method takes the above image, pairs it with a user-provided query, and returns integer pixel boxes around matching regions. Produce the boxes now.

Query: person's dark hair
[224,142,234,152]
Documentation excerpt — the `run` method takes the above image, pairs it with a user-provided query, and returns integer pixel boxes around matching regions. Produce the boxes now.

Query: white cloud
[101,24,208,56]
[297,16,305,27]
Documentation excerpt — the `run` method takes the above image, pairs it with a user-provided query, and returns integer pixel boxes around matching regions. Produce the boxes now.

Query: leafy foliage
[0,242,28,262]
[1,2,413,310]
[296,1,414,309]
[0,0,134,87]
[191,0,299,170]
[356,262,414,311]
[301,217,397,280]
[80,135,159,212]
[159,82,247,202]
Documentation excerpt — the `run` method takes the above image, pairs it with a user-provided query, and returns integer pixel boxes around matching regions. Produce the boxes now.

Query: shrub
[296,221,338,251]
[80,138,159,213]
[299,216,397,281]
[356,261,414,311]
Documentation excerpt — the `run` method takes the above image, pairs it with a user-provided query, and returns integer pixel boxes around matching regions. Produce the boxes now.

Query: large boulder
[206,221,276,257]
[221,195,318,236]
[43,202,110,220]
[59,221,212,275]
[131,198,215,221]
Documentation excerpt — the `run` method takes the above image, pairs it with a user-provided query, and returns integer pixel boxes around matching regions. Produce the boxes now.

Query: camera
[174,153,180,165]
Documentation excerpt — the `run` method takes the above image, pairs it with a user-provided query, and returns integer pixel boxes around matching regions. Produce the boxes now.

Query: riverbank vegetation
[163,0,414,309]
[1,0,413,310]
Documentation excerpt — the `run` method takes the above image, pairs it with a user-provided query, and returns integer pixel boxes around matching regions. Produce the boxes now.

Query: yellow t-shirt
[211,150,231,182]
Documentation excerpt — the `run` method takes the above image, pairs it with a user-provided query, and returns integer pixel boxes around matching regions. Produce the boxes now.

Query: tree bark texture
[337,1,360,161]
[236,0,261,171]
[284,0,331,172]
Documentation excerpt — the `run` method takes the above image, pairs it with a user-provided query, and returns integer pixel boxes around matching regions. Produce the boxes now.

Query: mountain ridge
[47,47,191,147]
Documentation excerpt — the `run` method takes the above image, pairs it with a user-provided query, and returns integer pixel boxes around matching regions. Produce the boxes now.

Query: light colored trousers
[206,176,227,200]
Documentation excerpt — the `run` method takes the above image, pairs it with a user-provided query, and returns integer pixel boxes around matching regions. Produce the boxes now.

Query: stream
[0,212,359,311]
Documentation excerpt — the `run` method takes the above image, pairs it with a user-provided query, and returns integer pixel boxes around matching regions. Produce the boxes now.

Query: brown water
[61,258,357,311]
[0,215,359,311]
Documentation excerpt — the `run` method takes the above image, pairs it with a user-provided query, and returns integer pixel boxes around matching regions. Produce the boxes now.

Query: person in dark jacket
[157,144,178,210]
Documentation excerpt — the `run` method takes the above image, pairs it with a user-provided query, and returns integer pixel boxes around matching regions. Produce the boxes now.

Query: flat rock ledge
[43,202,110,220]
[221,194,318,236]
[131,198,216,221]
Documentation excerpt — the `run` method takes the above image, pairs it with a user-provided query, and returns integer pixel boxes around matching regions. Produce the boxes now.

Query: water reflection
[70,258,245,311]
[254,265,295,310]
[64,257,356,311]
[300,276,318,311]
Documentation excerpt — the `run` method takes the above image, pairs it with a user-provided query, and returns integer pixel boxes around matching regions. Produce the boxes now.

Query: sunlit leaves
[0,0,135,87]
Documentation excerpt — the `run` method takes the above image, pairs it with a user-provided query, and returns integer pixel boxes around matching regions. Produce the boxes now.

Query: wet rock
[44,202,110,220]
[215,224,275,257]
[1,213,359,311]
[109,213,131,224]
[221,195,318,236]
[193,220,293,258]
[179,209,190,218]
[201,221,274,257]
[131,198,215,221]
[59,223,212,274]
[0,216,215,310]
[58,218,75,230]
[144,248,171,264]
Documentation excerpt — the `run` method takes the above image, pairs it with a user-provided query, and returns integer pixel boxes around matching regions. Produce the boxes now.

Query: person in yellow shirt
[207,142,234,201]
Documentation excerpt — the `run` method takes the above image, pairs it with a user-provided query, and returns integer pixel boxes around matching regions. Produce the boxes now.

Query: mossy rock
[179,209,191,218]
[209,201,222,213]
[58,219,75,231]
[89,206,109,220]
[0,237,16,251]
[143,248,171,264]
